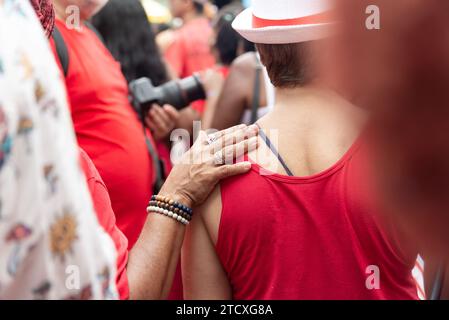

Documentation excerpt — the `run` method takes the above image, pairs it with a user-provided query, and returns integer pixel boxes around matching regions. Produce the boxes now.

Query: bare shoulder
[196,185,223,245]
[230,51,257,75]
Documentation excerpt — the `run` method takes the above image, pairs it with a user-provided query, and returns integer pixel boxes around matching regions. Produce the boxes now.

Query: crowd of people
[0,0,448,300]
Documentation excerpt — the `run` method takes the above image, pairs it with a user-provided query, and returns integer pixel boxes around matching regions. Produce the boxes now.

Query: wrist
[157,188,194,209]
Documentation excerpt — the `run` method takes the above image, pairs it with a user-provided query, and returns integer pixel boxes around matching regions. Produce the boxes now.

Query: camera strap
[52,26,69,77]
[143,130,166,195]
[250,53,263,124]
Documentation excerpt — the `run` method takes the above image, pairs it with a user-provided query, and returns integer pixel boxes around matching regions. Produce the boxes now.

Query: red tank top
[217,140,419,300]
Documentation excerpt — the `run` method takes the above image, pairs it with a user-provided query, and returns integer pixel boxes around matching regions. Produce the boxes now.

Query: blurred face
[169,0,190,18]
[55,0,108,20]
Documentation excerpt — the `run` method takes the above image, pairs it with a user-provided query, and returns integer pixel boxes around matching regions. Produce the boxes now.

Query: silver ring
[213,151,224,165]
[207,134,218,145]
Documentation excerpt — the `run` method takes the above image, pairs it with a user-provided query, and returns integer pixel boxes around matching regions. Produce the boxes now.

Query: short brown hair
[256,42,314,88]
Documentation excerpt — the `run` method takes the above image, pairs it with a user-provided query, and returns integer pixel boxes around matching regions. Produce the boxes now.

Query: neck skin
[181,9,202,24]
[53,2,68,21]
[254,84,367,176]
[271,85,346,117]
[269,84,368,143]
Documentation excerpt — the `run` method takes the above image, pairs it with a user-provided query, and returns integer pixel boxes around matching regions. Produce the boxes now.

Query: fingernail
[248,124,259,132]
[241,161,252,169]
[249,136,258,144]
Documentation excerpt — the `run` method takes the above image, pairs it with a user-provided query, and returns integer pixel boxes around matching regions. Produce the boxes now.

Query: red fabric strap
[252,11,331,28]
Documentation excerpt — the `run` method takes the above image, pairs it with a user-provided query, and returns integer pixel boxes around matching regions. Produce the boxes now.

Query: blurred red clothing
[165,17,215,79]
[218,65,230,79]
[51,19,155,249]
[165,17,216,115]
[79,149,129,300]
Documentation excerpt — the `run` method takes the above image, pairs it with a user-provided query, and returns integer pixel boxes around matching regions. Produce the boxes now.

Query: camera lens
[178,74,206,106]
[129,74,206,113]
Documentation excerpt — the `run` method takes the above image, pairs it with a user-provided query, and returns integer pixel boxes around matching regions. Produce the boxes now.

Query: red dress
[217,140,419,299]
[52,20,154,248]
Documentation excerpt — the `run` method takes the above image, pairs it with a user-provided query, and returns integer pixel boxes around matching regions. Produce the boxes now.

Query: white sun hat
[232,0,337,44]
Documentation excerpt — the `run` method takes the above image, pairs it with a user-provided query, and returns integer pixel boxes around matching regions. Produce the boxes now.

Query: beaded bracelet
[147,195,194,225]
[150,195,193,217]
[149,200,192,221]
[147,206,189,225]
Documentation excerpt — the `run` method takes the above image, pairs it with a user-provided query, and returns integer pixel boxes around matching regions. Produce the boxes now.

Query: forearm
[127,214,185,300]
[127,192,191,300]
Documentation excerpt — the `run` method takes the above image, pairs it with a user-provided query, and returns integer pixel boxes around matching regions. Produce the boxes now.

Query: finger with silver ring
[206,133,218,145]
[213,151,225,165]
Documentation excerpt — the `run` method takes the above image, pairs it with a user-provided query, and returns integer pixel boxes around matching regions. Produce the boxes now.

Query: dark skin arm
[208,52,267,130]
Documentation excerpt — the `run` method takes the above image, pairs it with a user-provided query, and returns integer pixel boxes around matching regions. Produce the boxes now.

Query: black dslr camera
[129,74,206,116]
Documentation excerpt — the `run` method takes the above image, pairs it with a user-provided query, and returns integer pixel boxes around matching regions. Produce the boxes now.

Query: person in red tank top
[182,0,419,300]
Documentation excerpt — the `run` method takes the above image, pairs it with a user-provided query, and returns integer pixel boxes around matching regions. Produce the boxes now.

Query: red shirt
[79,149,129,300]
[165,17,216,115]
[165,17,215,79]
[52,20,154,248]
[217,142,419,300]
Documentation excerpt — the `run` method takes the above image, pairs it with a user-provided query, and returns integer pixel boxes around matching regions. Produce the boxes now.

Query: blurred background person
[210,2,250,77]
[92,0,176,178]
[92,0,171,87]
[203,51,274,130]
[92,0,195,299]
[51,0,156,250]
[165,0,216,79]
[165,0,216,116]
[201,1,256,128]
[91,0,215,169]
[201,0,273,130]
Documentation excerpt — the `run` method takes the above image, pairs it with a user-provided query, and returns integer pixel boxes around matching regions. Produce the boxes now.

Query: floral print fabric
[0,0,118,299]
